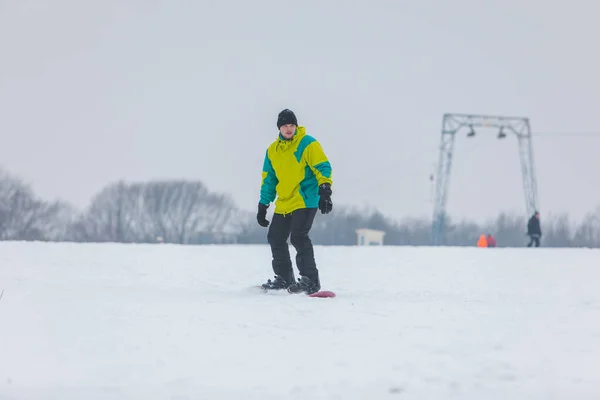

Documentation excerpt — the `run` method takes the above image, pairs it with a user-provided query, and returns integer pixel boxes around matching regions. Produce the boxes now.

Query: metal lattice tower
[431,113,539,246]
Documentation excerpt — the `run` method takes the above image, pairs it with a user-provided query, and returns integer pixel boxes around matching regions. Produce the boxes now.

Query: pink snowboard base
[255,286,336,298]
[308,290,336,298]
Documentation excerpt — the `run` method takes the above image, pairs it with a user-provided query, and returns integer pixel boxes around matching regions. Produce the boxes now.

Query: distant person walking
[486,234,497,247]
[526,211,541,247]
[477,234,488,247]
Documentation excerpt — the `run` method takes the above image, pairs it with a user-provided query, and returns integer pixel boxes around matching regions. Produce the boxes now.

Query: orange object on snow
[477,234,488,247]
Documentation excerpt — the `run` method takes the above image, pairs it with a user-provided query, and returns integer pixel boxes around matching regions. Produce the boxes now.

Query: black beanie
[277,109,298,129]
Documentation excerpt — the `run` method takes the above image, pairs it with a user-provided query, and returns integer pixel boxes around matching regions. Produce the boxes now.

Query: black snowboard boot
[287,275,321,295]
[261,274,292,291]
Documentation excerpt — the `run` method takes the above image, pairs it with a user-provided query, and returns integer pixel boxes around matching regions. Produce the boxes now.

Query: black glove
[318,183,333,214]
[257,203,270,227]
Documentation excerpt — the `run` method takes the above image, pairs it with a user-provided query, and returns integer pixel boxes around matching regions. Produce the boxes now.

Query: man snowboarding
[526,211,541,247]
[256,109,333,295]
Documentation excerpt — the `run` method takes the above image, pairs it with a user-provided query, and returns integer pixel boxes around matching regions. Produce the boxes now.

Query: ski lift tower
[431,113,539,246]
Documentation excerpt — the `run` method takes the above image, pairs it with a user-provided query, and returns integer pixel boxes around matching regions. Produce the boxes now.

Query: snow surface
[1,241,599,399]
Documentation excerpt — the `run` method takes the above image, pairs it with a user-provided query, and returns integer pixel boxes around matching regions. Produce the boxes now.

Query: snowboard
[255,286,336,298]
[308,290,336,298]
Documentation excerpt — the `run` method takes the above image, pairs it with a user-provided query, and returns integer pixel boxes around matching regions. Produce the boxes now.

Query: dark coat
[527,214,541,236]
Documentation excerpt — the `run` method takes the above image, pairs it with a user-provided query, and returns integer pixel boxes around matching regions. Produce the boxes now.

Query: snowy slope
[0,241,599,399]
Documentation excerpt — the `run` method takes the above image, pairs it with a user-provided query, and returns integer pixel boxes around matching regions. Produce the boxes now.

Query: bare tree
[391,217,432,246]
[138,181,239,243]
[572,206,600,248]
[236,209,268,244]
[140,180,211,243]
[483,212,528,247]
[74,179,239,244]
[72,181,134,242]
[444,218,482,246]
[0,168,75,241]
[540,212,574,247]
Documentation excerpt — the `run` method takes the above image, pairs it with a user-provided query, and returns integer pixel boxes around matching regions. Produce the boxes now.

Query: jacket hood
[278,125,306,141]
[276,126,306,152]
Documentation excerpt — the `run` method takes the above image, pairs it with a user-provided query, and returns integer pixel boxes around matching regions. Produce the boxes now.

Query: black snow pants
[267,207,319,285]
[527,234,540,247]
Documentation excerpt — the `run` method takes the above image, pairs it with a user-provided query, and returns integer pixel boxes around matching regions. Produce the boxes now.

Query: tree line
[1,167,599,247]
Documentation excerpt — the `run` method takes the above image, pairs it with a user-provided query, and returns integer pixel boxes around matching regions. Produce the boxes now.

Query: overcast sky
[1,0,599,224]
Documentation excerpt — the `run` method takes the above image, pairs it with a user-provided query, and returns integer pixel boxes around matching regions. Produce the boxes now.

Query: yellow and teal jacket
[260,126,332,214]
